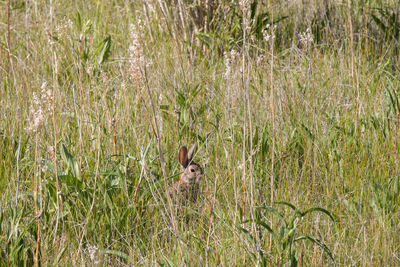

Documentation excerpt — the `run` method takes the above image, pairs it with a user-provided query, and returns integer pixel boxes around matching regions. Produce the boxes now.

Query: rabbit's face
[182,163,203,184]
[168,144,203,202]
[178,144,204,186]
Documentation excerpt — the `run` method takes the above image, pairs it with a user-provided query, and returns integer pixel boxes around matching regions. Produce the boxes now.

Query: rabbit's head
[178,144,203,185]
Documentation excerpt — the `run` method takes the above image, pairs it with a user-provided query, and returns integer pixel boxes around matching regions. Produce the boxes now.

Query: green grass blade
[300,207,336,222]
[294,236,334,263]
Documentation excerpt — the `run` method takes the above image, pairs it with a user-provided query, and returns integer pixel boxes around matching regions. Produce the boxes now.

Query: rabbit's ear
[187,143,196,162]
[178,146,189,168]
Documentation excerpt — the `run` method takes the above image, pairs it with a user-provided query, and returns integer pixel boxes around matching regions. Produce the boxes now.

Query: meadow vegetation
[1,0,400,265]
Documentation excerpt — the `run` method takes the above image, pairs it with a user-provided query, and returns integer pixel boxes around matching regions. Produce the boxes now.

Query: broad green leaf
[254,206,288,227]
[96,36,112,64]
[243,219,274,235]
[301,207,336,222]
[53,247,66,265]
[274,201,297,211]
[60,144,81,181]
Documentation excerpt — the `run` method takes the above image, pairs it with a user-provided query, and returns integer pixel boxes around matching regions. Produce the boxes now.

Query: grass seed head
[26,81,55,133]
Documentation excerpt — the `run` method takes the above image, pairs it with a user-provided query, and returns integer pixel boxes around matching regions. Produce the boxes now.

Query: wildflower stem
[7,0,11,77]
[52,99,64,248]
[268,1,276,261]
[34,133,40,267]
[241,3,248,219]
[15,136,21,207]
[72,84,84,167]
[76,125,101,262]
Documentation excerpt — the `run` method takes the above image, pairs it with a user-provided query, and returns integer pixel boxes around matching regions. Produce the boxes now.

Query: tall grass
[1,0,400,265]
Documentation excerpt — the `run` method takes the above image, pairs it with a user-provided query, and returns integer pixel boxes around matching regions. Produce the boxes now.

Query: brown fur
[168,145,203,202]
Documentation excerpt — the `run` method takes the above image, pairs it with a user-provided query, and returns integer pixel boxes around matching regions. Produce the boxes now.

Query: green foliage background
[1,0,400,265]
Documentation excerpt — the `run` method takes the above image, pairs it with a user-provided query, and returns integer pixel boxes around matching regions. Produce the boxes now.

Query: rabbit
[168,144,204,202]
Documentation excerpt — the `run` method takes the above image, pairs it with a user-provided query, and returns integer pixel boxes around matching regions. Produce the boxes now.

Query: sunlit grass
[1,0,400,266]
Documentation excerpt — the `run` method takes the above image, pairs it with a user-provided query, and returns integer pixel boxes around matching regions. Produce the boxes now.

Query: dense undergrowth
[1,0,400,266]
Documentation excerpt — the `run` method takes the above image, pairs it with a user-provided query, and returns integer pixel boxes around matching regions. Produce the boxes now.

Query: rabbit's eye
[190,168,195,172]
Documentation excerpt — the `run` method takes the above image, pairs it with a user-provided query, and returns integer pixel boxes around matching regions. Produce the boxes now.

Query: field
[1,0,400,266]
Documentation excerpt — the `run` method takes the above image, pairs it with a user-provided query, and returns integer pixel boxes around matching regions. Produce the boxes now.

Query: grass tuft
[1,0,400,265]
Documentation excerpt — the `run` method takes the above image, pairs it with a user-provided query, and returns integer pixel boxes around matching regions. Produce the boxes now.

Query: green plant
[0,203,34,266]
[239,202,335,266]
[2,0,400,265]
